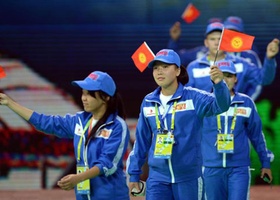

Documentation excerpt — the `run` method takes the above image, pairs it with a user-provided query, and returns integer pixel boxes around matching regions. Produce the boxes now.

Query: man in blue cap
[167,18,279,101]
[167,18,223,67]
[186,22,279,100]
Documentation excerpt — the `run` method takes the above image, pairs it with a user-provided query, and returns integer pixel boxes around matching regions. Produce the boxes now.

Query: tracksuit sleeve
[261,57,277,85]
[167,39,180,51]
[246,101,271,168]
[193,80,231,118]
[212,80,231,113]
[244,57,277,86]
[126,101,152,182]
[29,111,75,138]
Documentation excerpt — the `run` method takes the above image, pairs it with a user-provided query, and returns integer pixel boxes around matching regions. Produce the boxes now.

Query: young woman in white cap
[0,71,130,200]
[126,49,231,200]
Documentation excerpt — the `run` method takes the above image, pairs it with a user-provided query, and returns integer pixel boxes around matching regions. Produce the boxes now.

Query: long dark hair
[87,90,126,139]
[177,65,189,85]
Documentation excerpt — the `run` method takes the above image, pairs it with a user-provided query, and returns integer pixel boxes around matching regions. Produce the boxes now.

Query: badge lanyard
[216,104,237,154]
[76,117,93,195]
[154,101,177,159]
[77,117,93,162]
[217,104,237,134]
[155,101,177,133]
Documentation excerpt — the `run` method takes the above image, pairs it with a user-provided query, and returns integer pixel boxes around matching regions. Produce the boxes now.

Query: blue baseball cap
[72,71,116,96]
[216,60,236,74]
[224,16,244,32]
[147,49,181,68]
[205,22,223,36]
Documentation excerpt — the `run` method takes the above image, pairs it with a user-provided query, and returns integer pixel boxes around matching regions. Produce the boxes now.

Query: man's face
[204,31,223,55]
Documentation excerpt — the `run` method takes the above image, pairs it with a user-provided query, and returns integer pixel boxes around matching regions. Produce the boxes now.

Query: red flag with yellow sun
[219,28,255,52]
[131,42,155,72]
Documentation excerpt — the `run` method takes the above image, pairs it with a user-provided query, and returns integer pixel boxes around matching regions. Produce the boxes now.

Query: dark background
[0,0,279,118]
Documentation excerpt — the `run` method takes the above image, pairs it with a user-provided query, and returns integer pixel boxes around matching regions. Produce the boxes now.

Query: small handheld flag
[218,28,255,52]
[0,66,6,78]
[131,42,155,72]
[181,3,200,24]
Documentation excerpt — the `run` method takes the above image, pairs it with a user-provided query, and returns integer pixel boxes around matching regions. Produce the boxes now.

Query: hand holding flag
[131,42,155,72]
[181,3,200,24]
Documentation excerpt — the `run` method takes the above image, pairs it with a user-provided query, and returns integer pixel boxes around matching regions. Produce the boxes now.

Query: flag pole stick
[214,27,225,64]
[213,50,219,64]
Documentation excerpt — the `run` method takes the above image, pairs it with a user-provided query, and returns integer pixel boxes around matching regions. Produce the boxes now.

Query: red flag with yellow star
[131,42,155,72]
[219,29,255,52]
[181,3,200,24]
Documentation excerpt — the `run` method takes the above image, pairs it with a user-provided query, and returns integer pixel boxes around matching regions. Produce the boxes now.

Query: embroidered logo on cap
[156,50,168,56]
[88,73,98,80]
[217,61,230,67]
[211,22,223,28]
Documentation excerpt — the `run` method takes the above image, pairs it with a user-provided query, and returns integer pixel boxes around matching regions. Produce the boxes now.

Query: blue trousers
[146,176,203,200]
[203,166,250,200]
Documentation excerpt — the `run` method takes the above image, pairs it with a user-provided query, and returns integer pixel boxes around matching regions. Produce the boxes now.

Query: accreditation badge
[154,133,174,159]
[217,133,234,153]
[76,164,90,195]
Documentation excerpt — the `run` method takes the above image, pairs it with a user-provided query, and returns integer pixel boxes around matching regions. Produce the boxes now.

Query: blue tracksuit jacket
[127,81,230,184]
[29,111,130,200]
[202,92,271,168]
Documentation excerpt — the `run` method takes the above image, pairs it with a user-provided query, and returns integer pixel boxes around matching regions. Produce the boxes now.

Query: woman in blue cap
[0,71,130,200]
[127,49,231,200]
[202,60,272,200]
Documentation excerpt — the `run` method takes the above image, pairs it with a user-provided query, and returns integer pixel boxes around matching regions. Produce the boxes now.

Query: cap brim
[224,25,241,32]
[221,70,236,74]
[205,29,223,36]
[72,80,98,91]
[147,58,176,68]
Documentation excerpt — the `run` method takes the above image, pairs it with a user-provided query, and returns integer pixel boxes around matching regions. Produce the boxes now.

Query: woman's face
[152,62,180,91]
[223,72,237,93]
[81,90,106,114]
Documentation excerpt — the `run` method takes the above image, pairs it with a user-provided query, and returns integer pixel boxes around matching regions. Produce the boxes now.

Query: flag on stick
[181,3,200,24]
[0,66,6,78]
[218,28,255,52]
[131,42,155,72]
